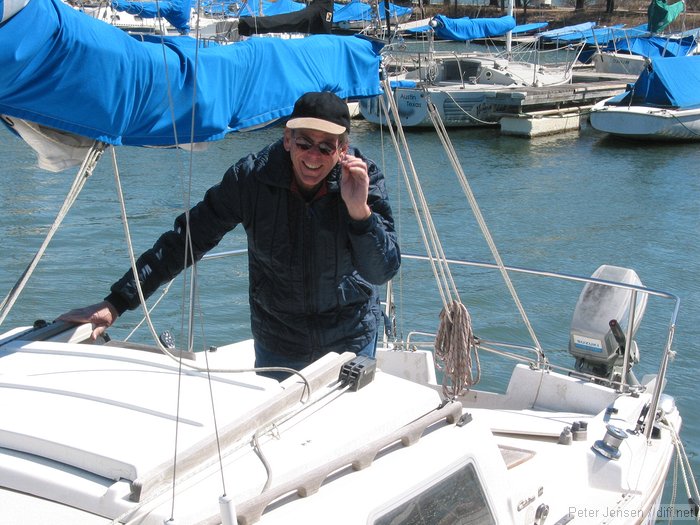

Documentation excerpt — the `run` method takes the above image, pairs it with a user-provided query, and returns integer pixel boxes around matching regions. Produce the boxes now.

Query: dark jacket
[106,139,401,360]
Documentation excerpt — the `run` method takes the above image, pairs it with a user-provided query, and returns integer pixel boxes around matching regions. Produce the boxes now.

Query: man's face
[284,128,347,194]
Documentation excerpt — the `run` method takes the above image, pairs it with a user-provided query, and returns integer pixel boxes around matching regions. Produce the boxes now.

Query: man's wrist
[348,205,371,221]
[104,293,129,316]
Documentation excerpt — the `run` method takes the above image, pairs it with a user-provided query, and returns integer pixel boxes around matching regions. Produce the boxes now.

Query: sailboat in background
[332,0,413,33]
[72,0,216,35]
[589,0,698,76]
[359,13,579,128]
[589,54,700,141]
[75,0,336,40]
[0,0,697,522]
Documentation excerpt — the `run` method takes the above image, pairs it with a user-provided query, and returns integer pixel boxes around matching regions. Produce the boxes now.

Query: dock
[492,68,637,137]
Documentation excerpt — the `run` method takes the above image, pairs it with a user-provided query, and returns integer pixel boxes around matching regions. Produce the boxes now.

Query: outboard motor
[569,265,648,385]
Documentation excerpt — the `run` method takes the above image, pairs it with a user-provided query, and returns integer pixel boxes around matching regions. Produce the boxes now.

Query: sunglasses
[293,137,339,157]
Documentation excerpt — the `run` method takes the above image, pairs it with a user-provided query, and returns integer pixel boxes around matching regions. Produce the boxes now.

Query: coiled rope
[376,73,547,397]
[434,300,480,399]
[377,78,483,397]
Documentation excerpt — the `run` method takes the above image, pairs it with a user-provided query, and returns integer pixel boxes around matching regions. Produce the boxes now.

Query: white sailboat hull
[360,85,505,128]
[0,316,682,524]
[589,102,700,141]
[591,51,649,76]
[360,55,573,128]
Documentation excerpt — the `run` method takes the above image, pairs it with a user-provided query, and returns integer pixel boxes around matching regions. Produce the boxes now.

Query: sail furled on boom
[0,0,382,147]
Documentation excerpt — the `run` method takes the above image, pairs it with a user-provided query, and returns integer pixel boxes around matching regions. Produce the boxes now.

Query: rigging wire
[375,72,545,395]
[0,141,106,325]
[376,80,481,396]
[664,416,700,523]
[103,8,367,517]
[377,78,456,312]
[148,2,199,517]
[425,98,543,356]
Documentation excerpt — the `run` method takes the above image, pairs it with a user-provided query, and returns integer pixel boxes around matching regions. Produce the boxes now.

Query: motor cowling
[569,265,647,381]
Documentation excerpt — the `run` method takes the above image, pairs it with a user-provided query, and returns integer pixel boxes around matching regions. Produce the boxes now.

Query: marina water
[1,119,698,515]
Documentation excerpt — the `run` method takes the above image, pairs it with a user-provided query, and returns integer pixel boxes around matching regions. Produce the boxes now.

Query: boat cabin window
[370,462,495,525]
[442,61,480,83]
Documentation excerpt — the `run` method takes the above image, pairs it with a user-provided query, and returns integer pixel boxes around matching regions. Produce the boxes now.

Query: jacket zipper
[303,203,320,359]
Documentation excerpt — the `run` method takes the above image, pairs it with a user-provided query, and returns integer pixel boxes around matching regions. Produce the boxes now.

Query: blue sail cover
[616,56,700,109]
[539,21,596,41]
[430,14,516,41]
[512,21,548,35]
[0,0,382,147]
[332,0,412,24]
[543,23,625,44]
[111,0,193,33]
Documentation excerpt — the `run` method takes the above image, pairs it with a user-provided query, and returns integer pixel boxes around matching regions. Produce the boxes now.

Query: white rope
[377,80,480,394]
[377,77,456,311]
[662,417,700,523]
[376,75,545,393]
[426,99,543,354]
[108,138,309,383]
[434,300,480,398]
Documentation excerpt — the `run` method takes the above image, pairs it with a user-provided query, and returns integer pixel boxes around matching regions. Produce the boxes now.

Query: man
[59,91,401,380]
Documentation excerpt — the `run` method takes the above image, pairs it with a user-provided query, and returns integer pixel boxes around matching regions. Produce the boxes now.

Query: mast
[506,0,513,56]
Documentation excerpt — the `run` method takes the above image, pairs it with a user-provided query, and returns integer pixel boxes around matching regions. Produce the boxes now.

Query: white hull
[591,51,648,76]
[589,102,700,141]
[360,85,507,128]
[360,55,573,128]
[0,261,684,524]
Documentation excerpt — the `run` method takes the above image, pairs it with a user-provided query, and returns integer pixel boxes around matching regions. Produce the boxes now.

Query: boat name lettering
[398,93,422,108]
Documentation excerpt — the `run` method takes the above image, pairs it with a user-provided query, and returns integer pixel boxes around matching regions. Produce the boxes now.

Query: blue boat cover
[539,21,596,40]
[240,0,306,17]
[404,15,515,40]
[512,21,548,35]
[0,0,382,147]
[332,0,411,23]
[609,34,697,58]
[429,14,516,41]
[615,55,700,109]
[111,0,193,33]
[543,23,625,44]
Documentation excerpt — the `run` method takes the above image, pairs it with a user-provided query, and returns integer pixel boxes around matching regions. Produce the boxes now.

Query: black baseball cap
[286,91,350,135]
